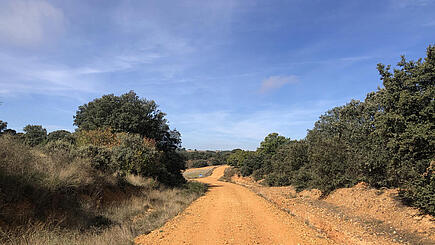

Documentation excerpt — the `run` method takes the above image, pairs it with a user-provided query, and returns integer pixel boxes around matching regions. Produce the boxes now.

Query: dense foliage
[72,91,186,185]
[180,149,231,168]
[73,91,181,151]
[227,45,435,214]
[23,125,47,146]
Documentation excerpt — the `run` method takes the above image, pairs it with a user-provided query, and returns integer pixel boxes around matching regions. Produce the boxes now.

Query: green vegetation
[0,92,206,244]
[218,166,238,182]
[23,125,47,146]
[227,45,435,215]
[74,91,185,185]
[180,149,231,168]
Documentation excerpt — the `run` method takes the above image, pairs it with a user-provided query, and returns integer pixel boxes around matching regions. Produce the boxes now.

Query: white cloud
[0,0,64,46]
[259,75,299,93]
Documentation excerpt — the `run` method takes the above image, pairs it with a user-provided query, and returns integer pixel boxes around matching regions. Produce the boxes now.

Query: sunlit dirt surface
[135,165,333,245]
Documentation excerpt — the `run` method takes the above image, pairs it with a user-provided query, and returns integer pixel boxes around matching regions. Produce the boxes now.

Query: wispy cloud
[0,53,97,97]
[423,20,435,27]
[0,0,65,46]
[173,102,343,150]
[259,75,299,93]
[392,0,433,8]
[0,49,174,97]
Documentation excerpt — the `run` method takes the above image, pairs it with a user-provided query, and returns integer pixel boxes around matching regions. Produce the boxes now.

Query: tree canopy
[73,91,186,185]
[23,125,47,146]
[74,91,181,151]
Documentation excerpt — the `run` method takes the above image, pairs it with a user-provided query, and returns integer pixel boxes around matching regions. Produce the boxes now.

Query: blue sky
[0,0,434,150]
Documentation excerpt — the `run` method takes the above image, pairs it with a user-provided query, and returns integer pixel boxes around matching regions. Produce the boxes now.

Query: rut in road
[135,166,334,245]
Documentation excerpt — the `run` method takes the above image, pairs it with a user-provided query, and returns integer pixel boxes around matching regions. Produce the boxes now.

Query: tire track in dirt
[135,166,334,245]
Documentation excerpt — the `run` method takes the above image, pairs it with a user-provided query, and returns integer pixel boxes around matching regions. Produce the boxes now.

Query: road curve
[135,166,333,245]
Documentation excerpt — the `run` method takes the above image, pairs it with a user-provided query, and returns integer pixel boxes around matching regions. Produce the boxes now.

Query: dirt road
[135,166,333,245]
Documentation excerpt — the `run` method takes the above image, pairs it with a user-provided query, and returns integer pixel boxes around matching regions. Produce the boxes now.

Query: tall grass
[0,135,207,244]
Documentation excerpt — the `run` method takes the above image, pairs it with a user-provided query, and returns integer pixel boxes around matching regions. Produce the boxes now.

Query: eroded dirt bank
[135,166,333,245]
[231,174,435,245]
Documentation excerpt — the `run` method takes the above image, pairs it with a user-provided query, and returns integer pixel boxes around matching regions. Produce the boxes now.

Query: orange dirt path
[135,166,334,245]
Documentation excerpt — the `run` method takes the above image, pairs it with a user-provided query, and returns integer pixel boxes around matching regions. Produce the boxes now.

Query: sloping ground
[182,166,217,179]
[230,175,435,245]
[135,166,334,245]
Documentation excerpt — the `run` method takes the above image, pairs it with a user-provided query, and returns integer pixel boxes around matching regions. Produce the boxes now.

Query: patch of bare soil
[230,175,435,245]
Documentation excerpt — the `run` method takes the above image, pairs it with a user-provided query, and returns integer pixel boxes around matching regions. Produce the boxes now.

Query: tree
[374,45,435,186]
[74,91,180,151]
[255,133,290,178]
[0,120,7,134]
[47,130,74,143]
[74,91,186,185]
[23,125,47,146]
[257,133,290,156]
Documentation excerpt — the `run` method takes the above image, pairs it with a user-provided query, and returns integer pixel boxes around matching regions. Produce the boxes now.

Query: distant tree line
[179,150,231,168]
[227,45,435,215]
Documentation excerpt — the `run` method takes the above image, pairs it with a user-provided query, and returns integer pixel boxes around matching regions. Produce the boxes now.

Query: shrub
[400,162,435,215]
[75,128,119,148]
[189,160,209,168]
[111,133,164,178]
[218,166,238,182]
[76,144,114,172]
[43,140,77,163]
[23,125,47,146]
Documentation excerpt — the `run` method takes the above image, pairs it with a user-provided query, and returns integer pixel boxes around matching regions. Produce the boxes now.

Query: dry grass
[4,182,206,245]
[0,135,207,245]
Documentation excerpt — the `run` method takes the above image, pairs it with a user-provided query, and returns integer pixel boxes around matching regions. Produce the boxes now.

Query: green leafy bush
[189,160,209,168]
[400,163,435,215]
[77,144,114,172]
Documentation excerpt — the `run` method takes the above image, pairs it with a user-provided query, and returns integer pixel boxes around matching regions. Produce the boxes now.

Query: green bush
[111,133,164,178]
[190,160,209,168]
[400,163,435,215]
[264,173,291,186]
[77,144,114,172]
